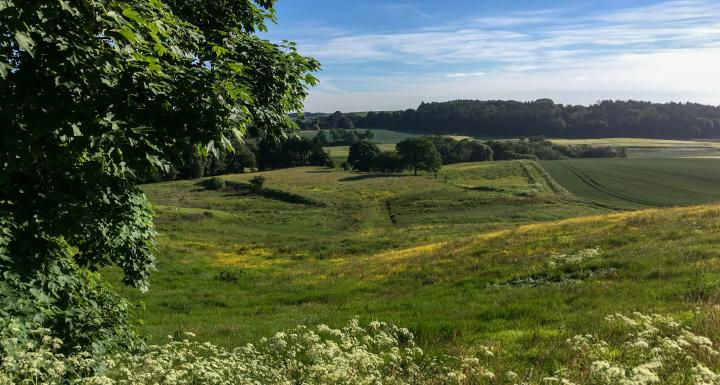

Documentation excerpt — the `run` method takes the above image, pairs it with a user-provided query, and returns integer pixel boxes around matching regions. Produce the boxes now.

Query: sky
[262,0,720,112]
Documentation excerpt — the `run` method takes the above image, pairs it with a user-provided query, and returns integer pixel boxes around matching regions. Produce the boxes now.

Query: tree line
[139,136,334,182]
[342,135,623,176]
[296,99,720,139]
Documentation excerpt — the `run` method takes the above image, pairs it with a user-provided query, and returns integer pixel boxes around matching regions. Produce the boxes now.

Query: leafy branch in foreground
[0,0,318,351]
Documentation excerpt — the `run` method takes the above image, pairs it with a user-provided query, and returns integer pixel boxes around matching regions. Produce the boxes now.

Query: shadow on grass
[339,173,411,182]
[215,181,326,207]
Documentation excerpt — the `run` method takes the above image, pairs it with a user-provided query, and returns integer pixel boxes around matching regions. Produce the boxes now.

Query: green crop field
[541,158,720,209]
[105,158,720,372]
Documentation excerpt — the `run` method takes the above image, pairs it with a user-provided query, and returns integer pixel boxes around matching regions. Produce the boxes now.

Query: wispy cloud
[446,72,485,78]
[290,0,720,111]
[380,3,432,20]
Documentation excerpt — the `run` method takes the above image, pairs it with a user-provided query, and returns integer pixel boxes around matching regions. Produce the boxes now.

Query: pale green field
[551,138,720,158]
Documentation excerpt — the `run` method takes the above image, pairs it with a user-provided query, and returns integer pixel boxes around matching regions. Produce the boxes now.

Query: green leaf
[14,32,36,57]
[0,62,11,78]
[122,7,145,25]
[153,43,166,56]
[71,123,82,137]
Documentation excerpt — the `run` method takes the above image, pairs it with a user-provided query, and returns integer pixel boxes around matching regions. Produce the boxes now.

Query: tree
[0,0,318,351]
[396,137,442,176]
[309,144,332,167]
[470,143,494,162]
[347,140,380,172]
[372,151,405,173]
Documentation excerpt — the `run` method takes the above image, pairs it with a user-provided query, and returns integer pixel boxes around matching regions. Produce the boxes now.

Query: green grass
[541,158,720,209]
[107,158,720,371]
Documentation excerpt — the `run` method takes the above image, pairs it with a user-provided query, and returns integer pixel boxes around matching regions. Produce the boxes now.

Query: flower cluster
[565,312,720,385]
[1,319,494,385]
[547,247,601,268]
[3,312,720,385]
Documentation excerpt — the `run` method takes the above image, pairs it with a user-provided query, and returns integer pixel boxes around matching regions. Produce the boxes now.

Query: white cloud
[446,72,485,78]
[293,0,720,111]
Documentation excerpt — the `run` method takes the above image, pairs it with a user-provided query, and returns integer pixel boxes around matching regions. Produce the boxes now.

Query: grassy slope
[541,158,720,209]
[109,159,720,371]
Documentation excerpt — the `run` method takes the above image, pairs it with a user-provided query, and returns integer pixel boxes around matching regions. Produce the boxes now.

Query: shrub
[201,177,226,190]
[249,176,266,191]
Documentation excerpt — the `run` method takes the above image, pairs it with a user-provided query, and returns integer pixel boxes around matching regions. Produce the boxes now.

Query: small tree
[347,140,380,172]
[396,137,442,176]
[309,144,332,167]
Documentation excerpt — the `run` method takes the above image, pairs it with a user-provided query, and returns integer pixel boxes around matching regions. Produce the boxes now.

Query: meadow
[108,158,720,372]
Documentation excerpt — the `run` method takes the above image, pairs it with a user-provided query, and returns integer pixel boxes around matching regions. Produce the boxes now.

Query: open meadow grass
[105,159,720,372]
[542,158,720,209]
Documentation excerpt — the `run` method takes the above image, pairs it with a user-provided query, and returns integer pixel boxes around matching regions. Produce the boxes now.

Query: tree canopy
[0,0,318,351]
[396,137,442,176]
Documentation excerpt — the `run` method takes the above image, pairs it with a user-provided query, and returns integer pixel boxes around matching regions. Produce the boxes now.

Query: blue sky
[263,0,720,112]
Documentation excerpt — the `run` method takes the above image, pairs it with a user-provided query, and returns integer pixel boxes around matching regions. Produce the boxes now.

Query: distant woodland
[295,99,720,139]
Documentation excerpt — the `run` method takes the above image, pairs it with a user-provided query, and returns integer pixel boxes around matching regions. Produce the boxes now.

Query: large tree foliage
[396,137,442,176]
[347,140,380,172]
[0,0,318,351]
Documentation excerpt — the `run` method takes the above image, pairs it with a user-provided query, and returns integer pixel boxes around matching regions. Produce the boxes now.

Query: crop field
[551,137,720,158]
[105,158,720,371]
[542,158,720,209]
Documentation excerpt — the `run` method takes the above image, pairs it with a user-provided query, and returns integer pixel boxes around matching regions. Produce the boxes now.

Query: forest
[296,99,720,139]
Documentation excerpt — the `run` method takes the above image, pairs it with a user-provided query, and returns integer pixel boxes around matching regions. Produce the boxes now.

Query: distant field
[551,138,720,158]
[541,158,720,209]
[300,129,417,144]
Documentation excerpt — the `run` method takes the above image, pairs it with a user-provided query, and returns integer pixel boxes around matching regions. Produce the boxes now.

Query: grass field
[106,158,720,372]
[542,158,720,209]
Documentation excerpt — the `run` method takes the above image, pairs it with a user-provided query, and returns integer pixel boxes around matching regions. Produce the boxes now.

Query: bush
[201,177,226,190]
[249,176,266,191]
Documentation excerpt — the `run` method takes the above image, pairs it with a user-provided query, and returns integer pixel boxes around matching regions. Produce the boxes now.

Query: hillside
[110,160,720,371]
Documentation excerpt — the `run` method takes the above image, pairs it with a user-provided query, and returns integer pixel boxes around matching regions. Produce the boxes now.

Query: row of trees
[296,99,720,139]
[150,134,624,183]
[486,137,625,161]
[344,135,623,176]
[314,128,375,146]
[140,136,333,182]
